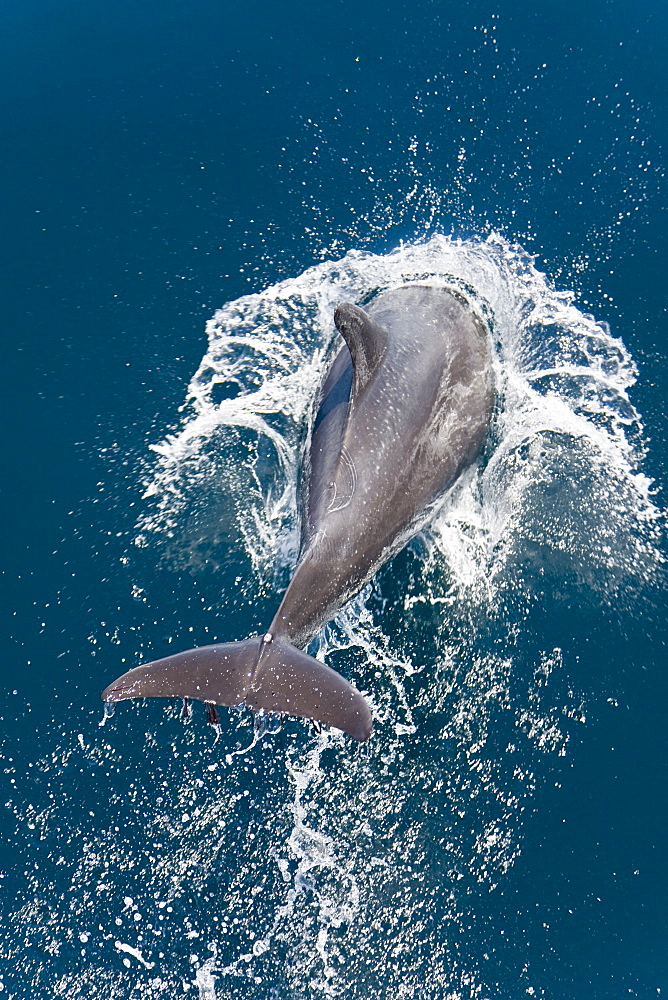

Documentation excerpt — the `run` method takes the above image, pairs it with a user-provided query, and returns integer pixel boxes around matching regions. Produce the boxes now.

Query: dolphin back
[102,636,372,742]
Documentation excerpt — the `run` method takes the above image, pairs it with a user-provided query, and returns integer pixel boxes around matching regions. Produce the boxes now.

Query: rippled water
[3,0,667,994]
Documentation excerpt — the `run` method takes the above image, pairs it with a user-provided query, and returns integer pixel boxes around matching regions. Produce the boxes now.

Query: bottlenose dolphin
[102,285,494,741]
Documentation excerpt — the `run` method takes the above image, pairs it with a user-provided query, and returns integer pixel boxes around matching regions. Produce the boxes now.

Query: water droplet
[99,702,115,727]
[254,711,282,738]
[205,702,220,726]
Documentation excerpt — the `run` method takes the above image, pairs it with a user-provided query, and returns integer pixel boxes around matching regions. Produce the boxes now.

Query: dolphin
[102,285,494,742]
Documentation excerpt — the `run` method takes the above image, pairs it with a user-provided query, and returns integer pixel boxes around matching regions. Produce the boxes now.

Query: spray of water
[123,235,662,998]
[4,236,662,1000]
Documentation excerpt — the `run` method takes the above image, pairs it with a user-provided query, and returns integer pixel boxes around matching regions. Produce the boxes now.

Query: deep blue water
[1,0,667,997]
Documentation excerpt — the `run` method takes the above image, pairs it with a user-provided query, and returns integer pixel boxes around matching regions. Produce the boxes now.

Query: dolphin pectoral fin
[101,635,373,742]
[334,302,388,394]
[248,637,373,742]
[101,637,262,707]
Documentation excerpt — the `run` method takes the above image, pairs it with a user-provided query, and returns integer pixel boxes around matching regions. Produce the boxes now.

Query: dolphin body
[102,285,494,742]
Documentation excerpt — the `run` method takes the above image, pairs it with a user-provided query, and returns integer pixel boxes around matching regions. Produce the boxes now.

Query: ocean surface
[1,1,667,997]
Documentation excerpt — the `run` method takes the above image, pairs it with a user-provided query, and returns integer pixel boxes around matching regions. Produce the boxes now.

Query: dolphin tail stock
[101,635,373,742]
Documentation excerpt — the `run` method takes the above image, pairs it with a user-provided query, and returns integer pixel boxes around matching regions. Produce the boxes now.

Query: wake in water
[6,235,663,1000]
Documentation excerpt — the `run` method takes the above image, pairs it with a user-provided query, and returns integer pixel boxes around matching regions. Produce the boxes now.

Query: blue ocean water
[1,0,667,997]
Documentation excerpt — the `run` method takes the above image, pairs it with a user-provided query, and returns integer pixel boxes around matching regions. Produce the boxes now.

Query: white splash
[138,233,661,603]
[114,941,155,969]
[9,236,662,1000]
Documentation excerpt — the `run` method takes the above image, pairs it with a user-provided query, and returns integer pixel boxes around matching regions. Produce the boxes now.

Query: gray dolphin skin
[102,285,494,742]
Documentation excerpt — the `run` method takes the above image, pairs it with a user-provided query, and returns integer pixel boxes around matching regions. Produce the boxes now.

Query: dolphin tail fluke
[101,637,262,710]
[248,635,373,741]
[101,635,373,742]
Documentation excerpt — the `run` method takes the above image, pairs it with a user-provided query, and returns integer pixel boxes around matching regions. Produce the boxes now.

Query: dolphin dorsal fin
[334,303,388,396]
